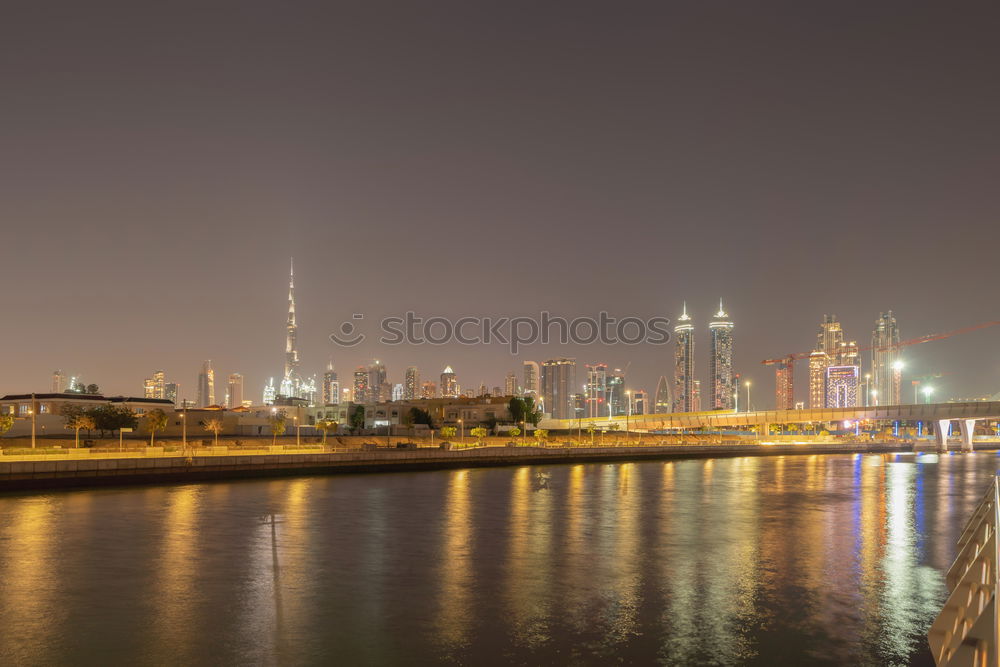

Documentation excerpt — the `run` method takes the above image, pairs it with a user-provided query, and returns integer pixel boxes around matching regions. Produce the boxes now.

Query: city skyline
[2,4,999,406]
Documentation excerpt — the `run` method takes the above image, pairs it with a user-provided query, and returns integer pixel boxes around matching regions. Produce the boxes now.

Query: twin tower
[672,301,735,413]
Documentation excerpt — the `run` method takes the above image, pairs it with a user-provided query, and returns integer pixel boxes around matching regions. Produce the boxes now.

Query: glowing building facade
[825,365,859,408]
[872,311,901,406]
[709,301,735,410]
[541,358,576,420]
[673,303,695,412]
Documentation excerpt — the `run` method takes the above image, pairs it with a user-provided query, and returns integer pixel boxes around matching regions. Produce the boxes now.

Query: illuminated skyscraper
[227,373,244,409]
[673,303,695,412]
[404,367,419,400]
[825,365,859,408]
[522,361,539,396]
[808,350,828,409]
[197,360,215,407]
[367,360,389,402]
[392,383,404,401]
[607,369,626,417]
[283,259,301,393]
[504,372,517,397]
[631,389,648,415]
[440,366,458,398]
[323,361,339,405]
[262,378,276,405]
[654,375,672,413]
[353,367,369,403]
[541,358,576,420]
[420,381,437,399]
[144,370,165,400]
[872,311,901,405]
[775,361,794,410]
[585,363,608,418]
[692,379,701,412]
[709,300,735,410]
[52,370,67,393]
[164,382,179,406]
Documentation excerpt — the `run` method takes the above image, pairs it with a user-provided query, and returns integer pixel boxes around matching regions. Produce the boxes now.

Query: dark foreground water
[0,452,995,666]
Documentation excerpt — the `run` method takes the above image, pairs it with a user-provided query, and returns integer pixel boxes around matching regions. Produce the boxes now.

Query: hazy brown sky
[2,1,998,405]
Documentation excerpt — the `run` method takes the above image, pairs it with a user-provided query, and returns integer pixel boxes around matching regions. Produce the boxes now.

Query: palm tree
[144,409,168,447]
[316,419,339,445]
[0,414,14,442]
[203,417,224,447]
[269,412,287,446]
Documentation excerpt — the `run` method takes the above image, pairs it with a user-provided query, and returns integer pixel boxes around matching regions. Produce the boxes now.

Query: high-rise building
[227,373,244,409]
[440,366,458,398]
[872,311,901,406]
[353,367,369,403]
[164,382,179,406]
[631,389,648,416]
[262,378,276,405]
[282,259,301,394]
[197,360,215,407]
[420,381,437,399]
[504,372,517,397]
[522,361,540,396]
[143,370,165,400]
[607,369,626,417]
[673,303,695,412]
[404,367,420,400]
[585,363,608,418]
[367,360,388,403]
[323,361,339,405]
[541,358,576,419]
[692,380,702,412]
[654,375,672,413]
[392,383,404,401]
[825,365,859,408]
[775,361,794,410]
[52,370,67,393]
[709,300,735,410]
[808,350,828,409]
[570,392,586,419]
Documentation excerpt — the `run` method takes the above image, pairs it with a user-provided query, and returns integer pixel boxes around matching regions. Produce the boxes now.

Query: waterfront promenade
[2,438,998,490]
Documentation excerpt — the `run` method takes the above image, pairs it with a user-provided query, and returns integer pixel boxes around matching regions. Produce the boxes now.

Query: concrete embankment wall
[0,441,962,491]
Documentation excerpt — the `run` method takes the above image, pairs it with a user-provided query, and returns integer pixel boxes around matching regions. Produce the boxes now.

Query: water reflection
[0,453,995,665]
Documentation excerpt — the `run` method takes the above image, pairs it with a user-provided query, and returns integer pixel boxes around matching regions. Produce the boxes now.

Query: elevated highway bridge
[539,401,1000,452]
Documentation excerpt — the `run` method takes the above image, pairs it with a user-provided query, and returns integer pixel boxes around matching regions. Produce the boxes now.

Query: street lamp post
[625,390,631,442]
[29,392,36,449]
[745,381,751,413]
[458,419,463,447]
[294,415,300,447]
[181,405,187,451]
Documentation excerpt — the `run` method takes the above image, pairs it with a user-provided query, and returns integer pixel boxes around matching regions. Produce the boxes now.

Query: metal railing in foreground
[928,475,999,666]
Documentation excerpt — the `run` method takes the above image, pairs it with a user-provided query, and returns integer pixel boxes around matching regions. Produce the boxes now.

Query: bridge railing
[928,475,999,666]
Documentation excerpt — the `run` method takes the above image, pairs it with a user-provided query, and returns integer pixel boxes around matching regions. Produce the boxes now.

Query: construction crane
[762,320,1000,407]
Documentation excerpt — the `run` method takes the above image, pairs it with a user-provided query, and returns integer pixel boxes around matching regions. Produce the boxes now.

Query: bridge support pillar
[959,419,977,452]
[935,420,951,453]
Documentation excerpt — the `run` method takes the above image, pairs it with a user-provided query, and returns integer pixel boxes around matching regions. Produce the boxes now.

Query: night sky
[2,1,998,405]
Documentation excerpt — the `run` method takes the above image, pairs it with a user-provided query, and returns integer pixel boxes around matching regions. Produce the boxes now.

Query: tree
[0,414,14,440]
[268,412,287,445]
[349,405,366,433]
[440,426,457,440]
[534,429,549,444]
[85,384,100,395]
[144,408,169,447]
[408,407,434,429]
[317,419,339,445]
[521,396,542,426]
[508,397,526,424]
[470,426,488,445]
[203,417,224,447]
[509,426,521,439]
[90,405,137,437]
[586,423,597,445]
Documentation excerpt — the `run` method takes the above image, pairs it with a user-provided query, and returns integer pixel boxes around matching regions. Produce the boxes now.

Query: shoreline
[0,441,989,492]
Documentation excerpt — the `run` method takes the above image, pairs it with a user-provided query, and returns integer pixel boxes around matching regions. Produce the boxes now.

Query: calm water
[0,452,995,666]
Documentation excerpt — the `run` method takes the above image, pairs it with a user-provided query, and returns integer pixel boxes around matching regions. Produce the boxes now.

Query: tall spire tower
[709,299,735,410]
[284,258,300,383]
[673,302,695,412]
